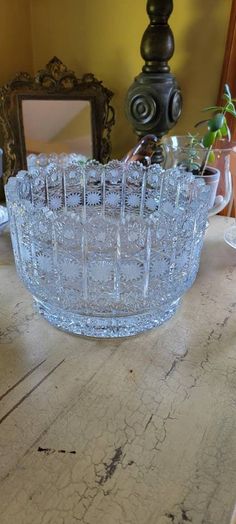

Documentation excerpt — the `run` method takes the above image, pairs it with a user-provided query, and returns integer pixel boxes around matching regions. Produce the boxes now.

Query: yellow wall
[0,0,33,83]
[2,0,232,160]
[171,1,231,135]
[0,0,33,199]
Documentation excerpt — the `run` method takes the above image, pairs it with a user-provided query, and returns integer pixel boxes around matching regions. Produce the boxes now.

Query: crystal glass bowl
[5,159,210,337]
[27,152,88,169]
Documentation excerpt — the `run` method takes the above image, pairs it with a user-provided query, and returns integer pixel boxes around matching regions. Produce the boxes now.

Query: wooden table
[0,216,236,524]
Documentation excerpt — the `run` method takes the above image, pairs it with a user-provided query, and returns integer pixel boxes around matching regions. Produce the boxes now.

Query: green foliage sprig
[194,84,236,174]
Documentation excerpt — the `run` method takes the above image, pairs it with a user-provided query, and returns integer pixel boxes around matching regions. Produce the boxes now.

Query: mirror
[0,56,115,189]
[22,99,92,159]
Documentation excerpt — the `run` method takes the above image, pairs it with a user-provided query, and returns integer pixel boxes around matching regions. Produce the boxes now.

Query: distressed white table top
[0,216,236,524]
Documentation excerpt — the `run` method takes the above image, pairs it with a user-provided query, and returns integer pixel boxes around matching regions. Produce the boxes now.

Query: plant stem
[200,145,212,176]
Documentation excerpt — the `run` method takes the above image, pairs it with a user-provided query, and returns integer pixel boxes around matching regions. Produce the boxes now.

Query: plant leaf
[202,106,224,112]
[220,122,228,137]
[226,101,236,110]
[226,108,236,117]
[208,151,215,163]
[202,131,216,147]
[227,125,231,141]
[219,122,231,141]
[223,94,231,103]
[224,84,232,99]
[194,119,209,128]
[208,113,225,131]
[187,132,199,139]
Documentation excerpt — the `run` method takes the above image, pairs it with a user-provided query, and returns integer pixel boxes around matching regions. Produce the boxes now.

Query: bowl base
[34,298,181,338]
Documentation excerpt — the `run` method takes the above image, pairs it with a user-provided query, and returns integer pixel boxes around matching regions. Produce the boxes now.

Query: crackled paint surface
[0,217,236,524]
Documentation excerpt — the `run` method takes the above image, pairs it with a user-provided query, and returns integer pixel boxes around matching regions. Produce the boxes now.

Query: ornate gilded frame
[0,56,115,187]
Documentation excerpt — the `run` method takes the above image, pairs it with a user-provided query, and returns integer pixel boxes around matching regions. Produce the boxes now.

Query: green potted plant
[162,84,236,214]
[195,83,235,165]
[123,86,236,215]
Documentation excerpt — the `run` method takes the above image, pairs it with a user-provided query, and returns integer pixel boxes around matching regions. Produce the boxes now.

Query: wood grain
[218,0,236,132]
[218,0,236,216]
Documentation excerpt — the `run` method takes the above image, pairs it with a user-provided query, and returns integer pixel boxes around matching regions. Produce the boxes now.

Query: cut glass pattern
[6,158,211,338]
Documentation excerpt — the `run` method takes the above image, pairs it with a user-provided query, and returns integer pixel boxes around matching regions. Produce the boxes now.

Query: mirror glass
[22,99,92,160]
[0,56,114,193]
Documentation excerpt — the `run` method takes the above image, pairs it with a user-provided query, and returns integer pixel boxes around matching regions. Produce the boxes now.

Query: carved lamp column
[125,0,182,141]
